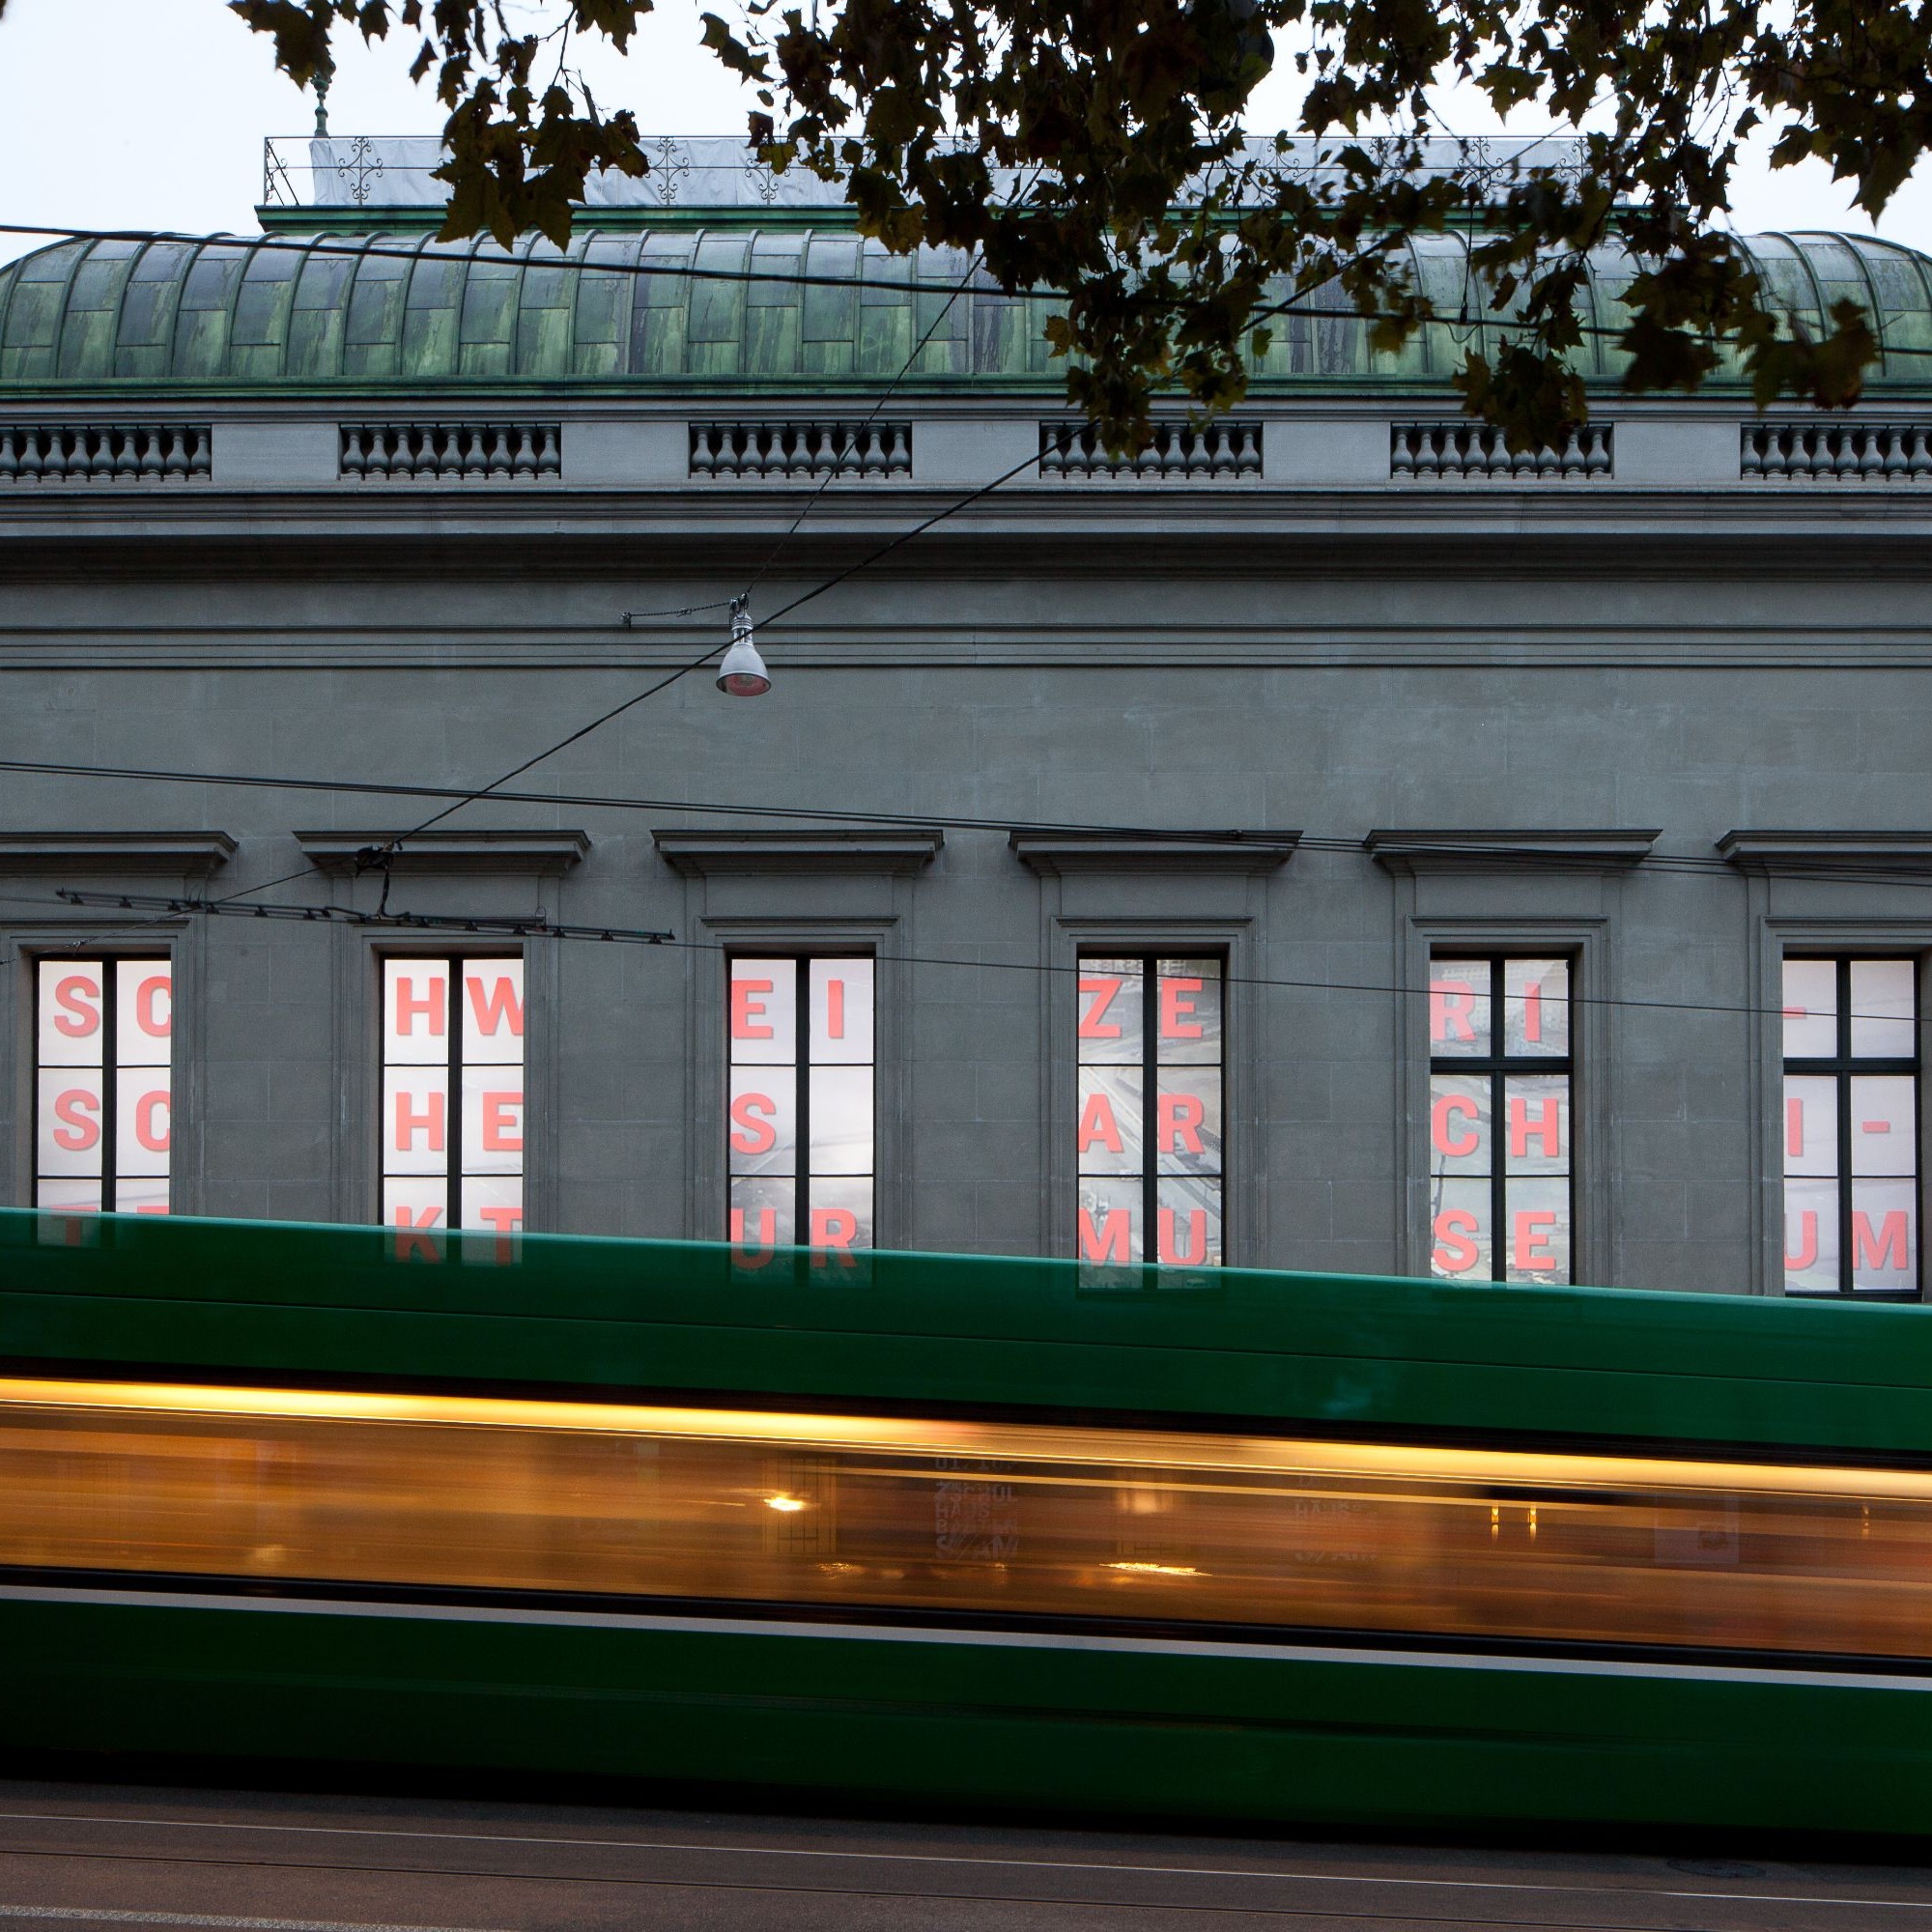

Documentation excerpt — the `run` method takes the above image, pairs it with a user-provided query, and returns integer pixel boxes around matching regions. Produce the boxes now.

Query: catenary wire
[327,437,1055,878]
[48,888,1932,1032]
[741,244,989,602]
[14,750,1932,894]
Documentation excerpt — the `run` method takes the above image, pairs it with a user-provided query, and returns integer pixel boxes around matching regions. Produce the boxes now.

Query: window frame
[724,948,877,1255]
[1074,946,1228,1268]
[1780,952,1921,1301]
[376,949,526,1236]
[1426,948,1577,1286]
[30,949,175,1215]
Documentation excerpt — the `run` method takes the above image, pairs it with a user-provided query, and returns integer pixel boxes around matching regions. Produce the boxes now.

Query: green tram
[2,1207,1931,1836]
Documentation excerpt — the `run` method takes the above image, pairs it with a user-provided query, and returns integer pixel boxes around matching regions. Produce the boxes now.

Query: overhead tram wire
[18,749,1932,894]
[315,437,1060,889]
[51,884,1932,1034]
[341,283,1038,883]
[741,243,991,602]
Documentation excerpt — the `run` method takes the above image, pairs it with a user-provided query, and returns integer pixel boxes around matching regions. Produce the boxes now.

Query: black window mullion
[1781,955,1922,1299]
[1143,959,1158,1264]
[100,964,120,1213]
[796,957,811,1239]
[1429,952,1574,1286]
[448,956,463,1233]
[1837,957,1855,1293]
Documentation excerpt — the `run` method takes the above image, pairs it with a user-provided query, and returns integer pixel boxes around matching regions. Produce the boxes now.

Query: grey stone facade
[5,184,1932,1294]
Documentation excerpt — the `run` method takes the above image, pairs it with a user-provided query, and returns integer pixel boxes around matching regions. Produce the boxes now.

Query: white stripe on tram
[2,1579,1929,1692]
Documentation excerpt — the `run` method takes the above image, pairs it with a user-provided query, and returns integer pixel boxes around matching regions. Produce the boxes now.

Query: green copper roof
[4,226,1931,395]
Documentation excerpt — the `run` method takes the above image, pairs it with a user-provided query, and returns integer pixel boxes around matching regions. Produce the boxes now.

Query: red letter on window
[1432,1094,1480,1157]
[1077,977,1124,1039]
[1078,1207,1132,1264]
[1785,1212,1820,1272]
[393,974,445,1037]
[1159,978,1203,1040]
[810,1208,858,1250]
[466,971,524,1040]
[1854,1211,1911,1272]
[1076,1092,1124,1155]
[52,1088,100,1151]
[729,1092,778,1155]
[1512,1210,1557,1271]
[731,978,775,1040]
[133,1090,170,1153]
[824,977,845,1039]
[1158,1093,1205,1155]
[1431,980,1476,1044]
[1508,1096,1562,1160]
[391,1205,443,1262]
[134,974,172,1041]
[480,1092,523,1153]
[1521,981,1543,1044]
[729,1206,779,1268]
[1432,1209,1481,1274]
[1157,1207,1208,1264]
[393,1090,445,1153]
[52,973,101,1039]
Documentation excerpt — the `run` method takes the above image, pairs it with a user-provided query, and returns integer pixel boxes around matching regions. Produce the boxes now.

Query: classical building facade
[4,138,1932,1296]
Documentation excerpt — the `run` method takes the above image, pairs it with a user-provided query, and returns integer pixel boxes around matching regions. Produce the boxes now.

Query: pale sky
[2,0,1930,251]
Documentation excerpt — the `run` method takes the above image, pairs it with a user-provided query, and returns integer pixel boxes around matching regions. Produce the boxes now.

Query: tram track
[0,1788,1926,1931]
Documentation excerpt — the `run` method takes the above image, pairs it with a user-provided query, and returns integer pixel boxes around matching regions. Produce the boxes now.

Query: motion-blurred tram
[2,1208,1931,1836]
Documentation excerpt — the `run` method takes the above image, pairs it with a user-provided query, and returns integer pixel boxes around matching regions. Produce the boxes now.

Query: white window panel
[115,960,172,1067]
[729,958,797,1065]
[37,1067,104,1180]
[36,962,105,1068]
[1782,959,1837,1059]
[461,960,525,1065]
[114,1069,172,1178]
[383,1067,450,1175]
[809,957,873,1065]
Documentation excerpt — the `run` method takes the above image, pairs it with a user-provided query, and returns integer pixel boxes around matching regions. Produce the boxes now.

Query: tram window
[1076,954,1224,1266]
[1782,955,1919,1298]
[1428,953,1573,1285]
[381,955,525,1238]
[33,956,173,1214]
[728,956,874,1260]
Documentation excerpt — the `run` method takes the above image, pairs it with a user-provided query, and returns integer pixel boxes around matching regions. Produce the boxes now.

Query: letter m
[1078,1207,1131,1264]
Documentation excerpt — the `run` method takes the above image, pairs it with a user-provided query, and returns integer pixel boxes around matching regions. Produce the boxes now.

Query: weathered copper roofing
[3,226,1930,393]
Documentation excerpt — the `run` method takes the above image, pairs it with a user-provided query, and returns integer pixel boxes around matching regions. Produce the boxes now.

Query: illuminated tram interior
[3,1377,1927,1662]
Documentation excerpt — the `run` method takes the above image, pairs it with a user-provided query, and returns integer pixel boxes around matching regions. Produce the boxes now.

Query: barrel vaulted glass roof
[4,226,1931,394]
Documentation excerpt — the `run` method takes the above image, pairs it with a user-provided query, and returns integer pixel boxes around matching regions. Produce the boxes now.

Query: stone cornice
[1365,829,1661,874]
[296,830,590,873]
[0,831,236,873]
[1009,832,1299,876]
[1717,830,1932,874]
[654,828,944,876]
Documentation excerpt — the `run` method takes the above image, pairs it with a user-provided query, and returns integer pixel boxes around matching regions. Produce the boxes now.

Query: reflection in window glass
[1782,956,1919,1297]
[380,956,525,1241]
[727,957,875,1263]
[35,957,173,1214]
[1077,955,1224,1266]
[1428,953,1573,1285]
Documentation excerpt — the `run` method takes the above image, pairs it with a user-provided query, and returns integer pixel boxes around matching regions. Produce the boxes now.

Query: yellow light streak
[0,1375,1922,1508]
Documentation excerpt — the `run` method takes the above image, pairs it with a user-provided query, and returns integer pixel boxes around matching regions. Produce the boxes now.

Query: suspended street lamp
[717,596,772,696]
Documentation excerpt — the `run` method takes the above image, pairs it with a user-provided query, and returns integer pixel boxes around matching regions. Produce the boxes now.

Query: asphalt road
[0,1777,1927,1931]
